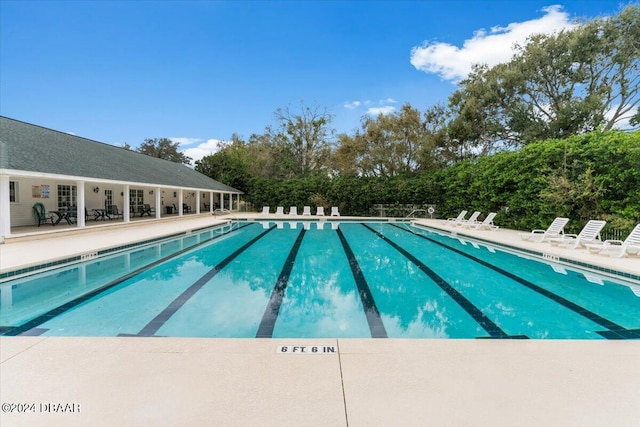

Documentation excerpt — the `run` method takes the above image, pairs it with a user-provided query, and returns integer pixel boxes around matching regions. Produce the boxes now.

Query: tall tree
[333,104,441,177]
[449,5,640,146]
[195,134,251,191]
[270,103,335,177]
[138,138,192,165]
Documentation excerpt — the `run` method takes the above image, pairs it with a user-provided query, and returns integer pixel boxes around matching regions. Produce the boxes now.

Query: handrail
[213,208,240,231]
[405,209,428,219]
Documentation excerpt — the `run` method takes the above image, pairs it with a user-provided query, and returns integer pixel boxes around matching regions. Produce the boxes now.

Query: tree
[448,6,640,146]
[138,138,192,165]
[270,103,335,177]
[334,104,442,177]
[195,134,252,191]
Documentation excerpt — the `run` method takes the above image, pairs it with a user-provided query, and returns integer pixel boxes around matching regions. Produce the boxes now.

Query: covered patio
[0,116,243,242]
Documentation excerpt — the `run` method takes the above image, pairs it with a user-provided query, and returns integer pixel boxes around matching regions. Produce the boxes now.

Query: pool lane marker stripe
[361,223,508,338]
[391,224,630,337]
[1,222,255,337]
[336,228,388,338]
[133,225,278,337]
[256,229,307,338]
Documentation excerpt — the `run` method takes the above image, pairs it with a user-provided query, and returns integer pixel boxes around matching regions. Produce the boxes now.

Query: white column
[77,180,86,228]
[123,185,130,222]
[179,189,184,217]
[196,191,201,214]
[155,187,161,219]
[209,192,214,213]
[0,174,11,241]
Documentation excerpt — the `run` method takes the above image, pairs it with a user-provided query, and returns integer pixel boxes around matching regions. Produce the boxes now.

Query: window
[57,184,77,210]
[105,189,113,207]
[9,181,18,203]
[129,189,144,213]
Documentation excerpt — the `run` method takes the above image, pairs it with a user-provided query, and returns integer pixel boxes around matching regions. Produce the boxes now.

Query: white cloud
[181,138,227,164]
[344,101,362,109]
[170,137,203,146]
[410,5,577,81]
[367,106,396,116]
[345,98,397,112]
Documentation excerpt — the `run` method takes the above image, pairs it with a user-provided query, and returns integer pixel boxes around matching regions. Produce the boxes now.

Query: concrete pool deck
[1,214,639,426]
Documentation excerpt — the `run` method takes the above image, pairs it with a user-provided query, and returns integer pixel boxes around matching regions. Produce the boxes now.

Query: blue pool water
[1,221,638,339]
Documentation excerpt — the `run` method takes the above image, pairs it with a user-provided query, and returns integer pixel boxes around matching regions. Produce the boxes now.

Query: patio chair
[107,205,124,220]
[32,202,54,226]
[316,206,325,216]
[260,206,270,215]
[443,210,467,226]
[331,206,340,216]
[463,212,498,230]
[519,217,569,243]
[585,223,640,258]
[275,206,284,215]
[302,206,311,216]
[182,204,192,213]
[549,220,606,249]
[456,211,481,227]
[140,204,155,217]
[289,206,298,216]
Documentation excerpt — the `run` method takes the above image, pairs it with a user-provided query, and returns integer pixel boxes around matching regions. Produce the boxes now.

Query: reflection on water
[3,221,638,338]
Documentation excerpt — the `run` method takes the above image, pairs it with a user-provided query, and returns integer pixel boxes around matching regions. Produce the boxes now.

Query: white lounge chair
[519,217,569,243]
[456,211,481,227]
[260,206,270,216]
[585,223,640,258]
[331,206,340,216]
[443,210,467,226]
[316,207,325,216]
[302,206,311,216]
[289,206,298,216]
[549,220,606,249]
[464,212,498,230]
[275,206,284,215]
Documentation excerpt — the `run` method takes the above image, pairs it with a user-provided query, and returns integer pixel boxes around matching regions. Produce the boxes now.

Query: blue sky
[0,0,631,162]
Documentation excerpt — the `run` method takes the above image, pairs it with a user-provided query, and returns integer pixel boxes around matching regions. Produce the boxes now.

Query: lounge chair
[585,223,640,258]
[32,202,54,226]
[260,206,270,215]
[456,211,481,227]
[316,207,325,216]
[302,206,311,216]
[331,206,340,216]
[463,212,498,230]
[549,220,606,249]
[275,206,284,215]
[519,217,569,243]
[289,206,298,216]
[443,210,467,226]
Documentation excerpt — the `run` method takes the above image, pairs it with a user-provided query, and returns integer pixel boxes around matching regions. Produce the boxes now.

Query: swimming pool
[1,220,638,339]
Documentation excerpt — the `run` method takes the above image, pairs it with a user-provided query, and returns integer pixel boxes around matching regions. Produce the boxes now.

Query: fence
[370,204,437,218]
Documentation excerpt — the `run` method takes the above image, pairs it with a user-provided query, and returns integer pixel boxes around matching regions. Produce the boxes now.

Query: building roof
[0,116,242,193]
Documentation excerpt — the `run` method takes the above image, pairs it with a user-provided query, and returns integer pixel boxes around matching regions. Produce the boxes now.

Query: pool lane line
[361,223,509,339]
[390,224,632,338]
[1,223,256,337]
[133,225,277,337]
[255,229,307,338]
[336,228,388,338]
